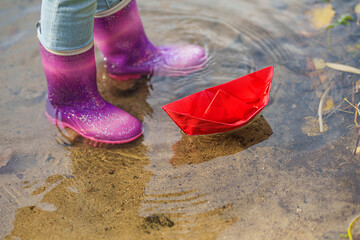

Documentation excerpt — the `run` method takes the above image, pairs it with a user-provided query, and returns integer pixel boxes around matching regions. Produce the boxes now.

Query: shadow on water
[170,116,273,165]
[96,62,154,122]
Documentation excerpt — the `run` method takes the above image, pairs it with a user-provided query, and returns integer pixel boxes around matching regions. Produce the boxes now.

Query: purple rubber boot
[40,43,143,145]
[93,0,208,80]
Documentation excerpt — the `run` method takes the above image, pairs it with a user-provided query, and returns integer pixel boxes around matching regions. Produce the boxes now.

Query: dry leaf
[313,58,326,69]
[355,3,360,25]
[299,30,318,38]
[301,116,328,136]
[306,56,316,71]
[0,147,13,169]
[325,62,360,74]
[356,80,360,93]
[319,74,327,83]
[356,146,360,154]
[322,98,334,112]
[356,3,360,14]
[307,4,336,29]
[347,42,360,52]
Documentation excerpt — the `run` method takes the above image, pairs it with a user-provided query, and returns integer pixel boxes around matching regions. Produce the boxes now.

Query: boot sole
[45,112,144,146]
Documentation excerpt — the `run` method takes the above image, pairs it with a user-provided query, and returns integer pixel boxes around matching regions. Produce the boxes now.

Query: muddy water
[1,0,360,239]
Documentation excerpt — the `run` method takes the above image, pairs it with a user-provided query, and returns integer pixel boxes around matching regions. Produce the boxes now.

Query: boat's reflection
[170,115,273,165]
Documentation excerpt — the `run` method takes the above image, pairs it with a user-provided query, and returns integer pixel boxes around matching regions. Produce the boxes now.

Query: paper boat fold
[162,66,274,135]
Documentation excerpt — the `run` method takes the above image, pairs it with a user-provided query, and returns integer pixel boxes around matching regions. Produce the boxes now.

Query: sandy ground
[1,0,360,239]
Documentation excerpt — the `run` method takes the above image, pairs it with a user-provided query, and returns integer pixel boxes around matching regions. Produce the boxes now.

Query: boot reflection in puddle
[8,140,154,238]
[170,115,273,165]
[96,61,154,122]
[8,140,237,239]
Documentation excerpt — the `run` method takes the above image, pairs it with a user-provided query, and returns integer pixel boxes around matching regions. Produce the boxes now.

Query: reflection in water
[96,61,154,122]
[6,62,156,239]
[139,118,271,239]
[170,115,273,165]
[6,61,236,240]
[7,141,154,239]
[7,141,236,240]
[141,190,237,239]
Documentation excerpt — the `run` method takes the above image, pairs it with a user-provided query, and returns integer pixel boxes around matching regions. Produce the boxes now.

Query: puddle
[1,0,360,239]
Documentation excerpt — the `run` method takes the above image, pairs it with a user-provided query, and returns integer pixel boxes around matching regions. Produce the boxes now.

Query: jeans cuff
[95,0,132,18]
[36,21,94,56]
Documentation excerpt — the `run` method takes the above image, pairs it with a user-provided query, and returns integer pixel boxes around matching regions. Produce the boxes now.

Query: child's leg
[39,0,96,52]
[96,0,124,13]
[38,0,143,144]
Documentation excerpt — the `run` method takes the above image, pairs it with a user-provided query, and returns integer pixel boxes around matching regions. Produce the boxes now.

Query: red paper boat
[162,66,274,135]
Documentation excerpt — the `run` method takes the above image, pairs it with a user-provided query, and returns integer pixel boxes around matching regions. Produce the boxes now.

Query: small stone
[143,215,175,230]
[16,174,24,179]
[63,128,80,142]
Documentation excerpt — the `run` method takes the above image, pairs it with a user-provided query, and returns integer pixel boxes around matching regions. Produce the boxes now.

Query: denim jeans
[38,0,123,52]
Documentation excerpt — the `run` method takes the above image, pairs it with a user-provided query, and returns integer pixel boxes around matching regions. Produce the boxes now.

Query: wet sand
[1,0,360,239]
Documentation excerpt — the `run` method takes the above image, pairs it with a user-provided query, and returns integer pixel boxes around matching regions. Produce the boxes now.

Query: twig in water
[348,215,360,240]
[318,85,333,132]
[340,98,360,155]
